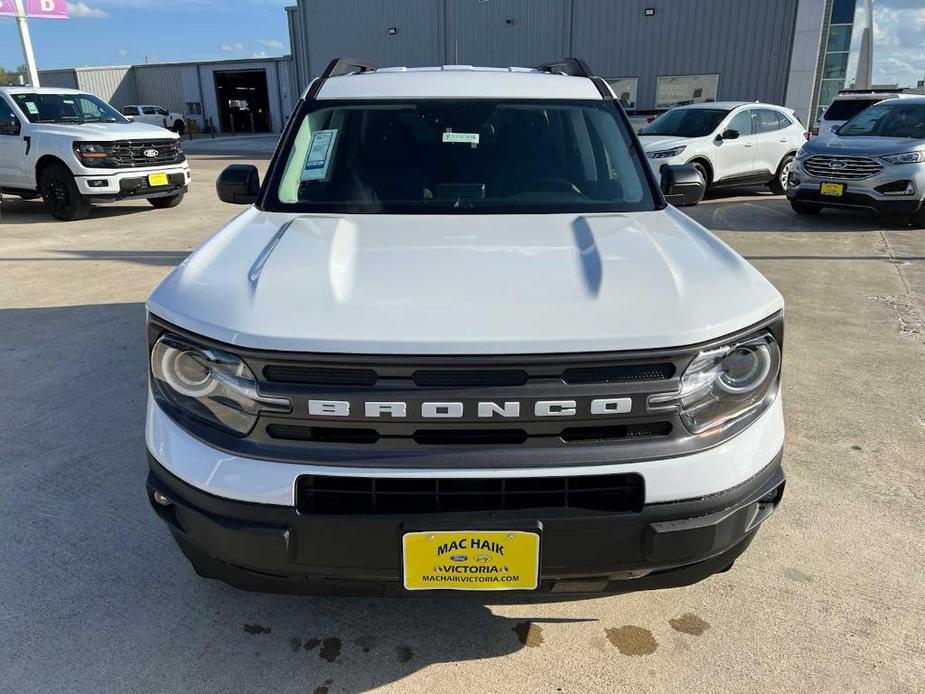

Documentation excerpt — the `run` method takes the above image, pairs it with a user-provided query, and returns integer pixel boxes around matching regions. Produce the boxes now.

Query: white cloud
[869,5,925,86]
[220,42,245,52]
[251,51,269,59]
[254,39,285,50]
[116,48,128,57]
[67,1,110,18]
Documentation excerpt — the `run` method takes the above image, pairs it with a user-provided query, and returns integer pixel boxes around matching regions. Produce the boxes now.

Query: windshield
[267,99,657,214]
[838,103,925,138]
[640,108,730,137]
[11,93,128,124]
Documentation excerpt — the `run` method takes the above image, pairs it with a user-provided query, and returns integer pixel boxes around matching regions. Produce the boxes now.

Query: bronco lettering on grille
[306,398,632,418]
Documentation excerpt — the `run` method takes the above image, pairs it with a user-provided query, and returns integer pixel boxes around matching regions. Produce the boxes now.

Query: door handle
[744,143,753,148]
[23,136,31,155]
[779,138,788,143]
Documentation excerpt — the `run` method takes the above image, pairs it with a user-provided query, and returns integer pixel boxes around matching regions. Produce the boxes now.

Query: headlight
[795,148,810,160]
[881,151,925,165]
[74,141,112,167]
[150,333,290,436]
[646,145,686,160]
[648,330,781,435]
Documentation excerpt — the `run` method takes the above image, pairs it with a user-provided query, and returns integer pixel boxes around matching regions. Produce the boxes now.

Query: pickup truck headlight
[74,142,113,167]
[648,330,781,434]
[150,333,290,436]
[646,145,686,160]
[881,151,925,165]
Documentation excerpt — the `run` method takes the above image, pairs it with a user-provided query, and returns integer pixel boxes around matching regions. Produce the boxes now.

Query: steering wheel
[513,177,583,195]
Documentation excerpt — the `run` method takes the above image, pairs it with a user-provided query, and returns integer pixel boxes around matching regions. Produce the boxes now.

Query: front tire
[790,199,822,215]
[769,155,794,195]
[39,164,91,221]
[148,192,184,209]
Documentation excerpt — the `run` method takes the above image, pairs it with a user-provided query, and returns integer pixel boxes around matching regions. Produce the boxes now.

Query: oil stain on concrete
[312,679,333,694]
[303,638,321,652]
[669,613,711,636]
[396,644,415,663]
[242,624,271,635]
[605,626,657,656]
[319,637,342,663]
[512,622,545,648]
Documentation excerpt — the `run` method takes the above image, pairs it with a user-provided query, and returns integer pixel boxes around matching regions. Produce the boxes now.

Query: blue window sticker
[301,129,338,181]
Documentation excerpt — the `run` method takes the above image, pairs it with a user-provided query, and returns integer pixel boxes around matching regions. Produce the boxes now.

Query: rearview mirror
[661,164,706,207]
[720,129,740,140]
[216,164,260,205]
[0,117,21,136]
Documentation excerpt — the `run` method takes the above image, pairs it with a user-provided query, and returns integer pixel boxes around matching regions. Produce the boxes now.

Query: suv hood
[147,208,782,354]
[804,135,924,156]
[32,121,177,140]
[638,135,692,151]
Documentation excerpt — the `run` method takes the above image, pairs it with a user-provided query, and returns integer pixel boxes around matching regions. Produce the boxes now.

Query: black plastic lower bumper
[788,186,922,215]
[83,173,187,203]
[146,451,785,596]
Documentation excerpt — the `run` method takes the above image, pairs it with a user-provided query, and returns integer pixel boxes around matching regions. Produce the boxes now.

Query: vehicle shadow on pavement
[684,192,910,234]
[0,249,190,266]
[0,302,599,694]
[0,197,153,224]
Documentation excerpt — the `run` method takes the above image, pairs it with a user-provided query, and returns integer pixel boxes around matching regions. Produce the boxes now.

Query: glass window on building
[605,78,638,110]
[655,74,719,110]
[831,0,858,25]
[827,24,852,52]
[823,52,849,80]
[186,102,202,116]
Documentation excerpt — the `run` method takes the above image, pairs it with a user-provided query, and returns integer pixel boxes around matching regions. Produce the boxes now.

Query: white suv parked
[639,102,807,203]
[122,104,186,134]
[144,59,785,597]
[0,87,190,220]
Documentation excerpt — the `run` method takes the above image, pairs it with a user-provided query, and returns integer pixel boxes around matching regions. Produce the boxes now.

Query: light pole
[14,0,40,87]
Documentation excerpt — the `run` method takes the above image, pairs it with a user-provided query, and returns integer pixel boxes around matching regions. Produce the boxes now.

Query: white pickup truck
[121,104,186,135]
[0,87,190,220]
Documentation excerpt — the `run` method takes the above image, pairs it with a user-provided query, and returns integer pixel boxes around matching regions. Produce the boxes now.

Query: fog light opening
[88,179,109,188]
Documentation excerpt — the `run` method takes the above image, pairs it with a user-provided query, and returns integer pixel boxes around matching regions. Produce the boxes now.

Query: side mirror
[719,128,740,141]
[217,164,260,204]
[661,164,706,207]
[0,116,21,136]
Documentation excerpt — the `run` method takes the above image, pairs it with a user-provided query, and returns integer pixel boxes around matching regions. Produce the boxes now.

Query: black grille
[263,365,378,386]
[267,424,379,444]
[412,370,528,387]
[563,363,675,383]
[560,422,672,442]
[296,472,644,514]
[107,140,184,168]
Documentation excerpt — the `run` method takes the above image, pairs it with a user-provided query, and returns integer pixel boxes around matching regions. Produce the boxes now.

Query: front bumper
[74,163,191,200]
[788,160,924,214]
[146,449,784,596]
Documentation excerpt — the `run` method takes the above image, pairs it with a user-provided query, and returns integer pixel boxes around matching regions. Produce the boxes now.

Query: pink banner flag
[0,0,69,18]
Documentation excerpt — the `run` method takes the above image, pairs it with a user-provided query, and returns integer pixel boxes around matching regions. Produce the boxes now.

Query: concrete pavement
[0,158,923,694]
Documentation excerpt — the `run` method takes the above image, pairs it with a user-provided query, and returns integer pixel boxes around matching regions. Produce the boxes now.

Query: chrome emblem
[828,160,846,169]
[450,555,468,562]
[143,149,159,158]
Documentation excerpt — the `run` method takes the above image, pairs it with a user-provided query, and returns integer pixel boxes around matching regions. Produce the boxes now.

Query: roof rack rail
[321,58,377,79]
[534,58,594,78]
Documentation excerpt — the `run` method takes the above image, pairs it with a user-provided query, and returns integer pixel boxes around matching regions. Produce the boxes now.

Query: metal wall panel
[302,0,443,79]
[571,0,799,109]
[132,64,200,117]
[37,69,78,89]
[74,67,138,108]
[444,0,569,67]
[287,4,310,97]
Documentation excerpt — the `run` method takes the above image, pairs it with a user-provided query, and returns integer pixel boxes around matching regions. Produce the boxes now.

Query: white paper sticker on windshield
[24,101,39,115]
[301,129,338,181]
[442,132,480,145]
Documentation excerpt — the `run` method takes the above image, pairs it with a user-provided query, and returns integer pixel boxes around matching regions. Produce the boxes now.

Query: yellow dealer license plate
[402,530,540,591]
[148,173,169,187]
[820,182,844,196]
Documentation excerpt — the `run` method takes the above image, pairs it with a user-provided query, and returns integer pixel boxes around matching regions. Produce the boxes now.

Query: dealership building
[39,56,295,134]
[36,0,870,131]
[286,0,872,125]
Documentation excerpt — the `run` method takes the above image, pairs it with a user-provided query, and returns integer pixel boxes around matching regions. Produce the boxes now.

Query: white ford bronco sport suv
[145,59,785,596]
[0,87,190,220]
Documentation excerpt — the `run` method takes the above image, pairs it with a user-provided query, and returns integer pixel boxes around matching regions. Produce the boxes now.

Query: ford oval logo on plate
[450,554,468,562]
[144,149,159,158]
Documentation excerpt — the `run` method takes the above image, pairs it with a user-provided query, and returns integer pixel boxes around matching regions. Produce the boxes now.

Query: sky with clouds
[0,0,922,87]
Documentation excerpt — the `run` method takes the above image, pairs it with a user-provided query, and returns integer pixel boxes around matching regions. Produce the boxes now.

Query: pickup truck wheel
[173,120,186,136]
[790,200,821,216]
[769,155,794,195]
[39,164,91,221]
[148,192,185,209]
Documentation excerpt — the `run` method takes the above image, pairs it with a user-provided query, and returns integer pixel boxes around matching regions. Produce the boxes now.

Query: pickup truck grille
[803,155,883,180]
[296,472,644,514]
[107,139,184,168]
